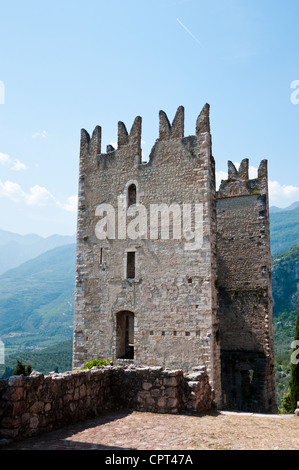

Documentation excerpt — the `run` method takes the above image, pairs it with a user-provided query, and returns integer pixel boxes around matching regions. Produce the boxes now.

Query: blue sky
[0,0,298,237]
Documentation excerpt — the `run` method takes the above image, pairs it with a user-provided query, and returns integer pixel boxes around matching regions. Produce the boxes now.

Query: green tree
[279,391,292,414]
[13,360,32,377]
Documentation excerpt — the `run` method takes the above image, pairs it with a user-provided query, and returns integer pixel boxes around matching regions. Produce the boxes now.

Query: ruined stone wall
[73,105,221,405]
[216,159,276,412]
[0,366,214,444]
[0,368,111,443]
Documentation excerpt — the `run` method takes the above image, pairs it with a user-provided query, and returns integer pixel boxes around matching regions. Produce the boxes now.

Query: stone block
[142,382,153,391]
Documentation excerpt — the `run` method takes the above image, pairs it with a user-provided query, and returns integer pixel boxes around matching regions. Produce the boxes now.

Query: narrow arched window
[128,184,137,207]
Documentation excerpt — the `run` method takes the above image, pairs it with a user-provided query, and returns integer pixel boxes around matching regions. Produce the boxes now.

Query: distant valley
[0,244,76,356]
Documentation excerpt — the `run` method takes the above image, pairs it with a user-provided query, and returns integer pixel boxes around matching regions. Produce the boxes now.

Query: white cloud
[268,181,299,208]
[0,152,27,171]
[0,153,11,164]
[32,131,47,139]
[0,179,54,206]
[26,185,55,206]
[56,195,78,214]
[0,180,26,203]
[10,158,27,171]
[0,178,77,213]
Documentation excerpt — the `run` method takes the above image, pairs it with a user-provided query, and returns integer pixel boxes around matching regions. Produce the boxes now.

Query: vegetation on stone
[80,359,112,369]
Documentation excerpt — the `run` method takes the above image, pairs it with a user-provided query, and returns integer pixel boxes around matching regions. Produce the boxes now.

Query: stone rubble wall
[0,365,215,444]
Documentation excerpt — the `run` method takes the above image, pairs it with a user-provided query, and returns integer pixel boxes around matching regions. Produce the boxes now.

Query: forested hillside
[0,244,76,355]
[271,245,299,404]
[270,206,299,256]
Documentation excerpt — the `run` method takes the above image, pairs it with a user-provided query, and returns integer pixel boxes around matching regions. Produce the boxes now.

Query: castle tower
[73,105,276,413]
[216,159,277,412]
[73,105,222,407]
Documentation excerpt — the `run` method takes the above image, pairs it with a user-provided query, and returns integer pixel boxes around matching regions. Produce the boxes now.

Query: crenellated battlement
[118,116,142,151]
[80,126,102,157]
[226,158,268,181]
[79,104,211,162]
[159,105,185,140]
[217,158,268,199]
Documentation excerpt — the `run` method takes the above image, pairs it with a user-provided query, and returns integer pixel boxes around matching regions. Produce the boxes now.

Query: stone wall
[0,365,214,444]
[216,159,276,413]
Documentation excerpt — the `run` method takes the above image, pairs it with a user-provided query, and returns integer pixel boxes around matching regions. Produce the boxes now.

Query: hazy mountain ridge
[0,229,76,275]
[270,201,299,213]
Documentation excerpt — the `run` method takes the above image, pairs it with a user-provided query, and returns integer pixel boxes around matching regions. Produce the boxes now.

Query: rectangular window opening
[127,252,136,279]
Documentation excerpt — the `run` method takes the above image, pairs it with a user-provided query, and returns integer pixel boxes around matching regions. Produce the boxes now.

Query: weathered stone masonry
[73,104,277,413]
[0,365,214,443]
[217,159,276,412]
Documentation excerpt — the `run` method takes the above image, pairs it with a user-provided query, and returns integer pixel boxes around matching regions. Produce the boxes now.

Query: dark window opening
[116,311,135,359]
[100,248,103,266]
[127,252,136,279]
[128,184,137,207]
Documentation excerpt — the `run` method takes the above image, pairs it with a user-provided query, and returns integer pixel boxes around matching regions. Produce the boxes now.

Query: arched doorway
[116,311,135,359]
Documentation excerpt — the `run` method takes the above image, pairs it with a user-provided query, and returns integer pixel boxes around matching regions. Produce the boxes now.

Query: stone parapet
[0,365,215,445]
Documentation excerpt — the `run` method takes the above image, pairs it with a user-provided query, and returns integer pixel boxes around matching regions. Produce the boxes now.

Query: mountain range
[270,201,299,213]
[0,244,76,355]
[0,229,76,275]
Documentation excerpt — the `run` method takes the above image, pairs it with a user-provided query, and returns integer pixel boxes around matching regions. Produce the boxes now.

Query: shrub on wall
[80,359,112,370]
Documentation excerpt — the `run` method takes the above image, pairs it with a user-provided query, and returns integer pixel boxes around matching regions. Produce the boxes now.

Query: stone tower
[217,159,276,412]
[73,105,276,413]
